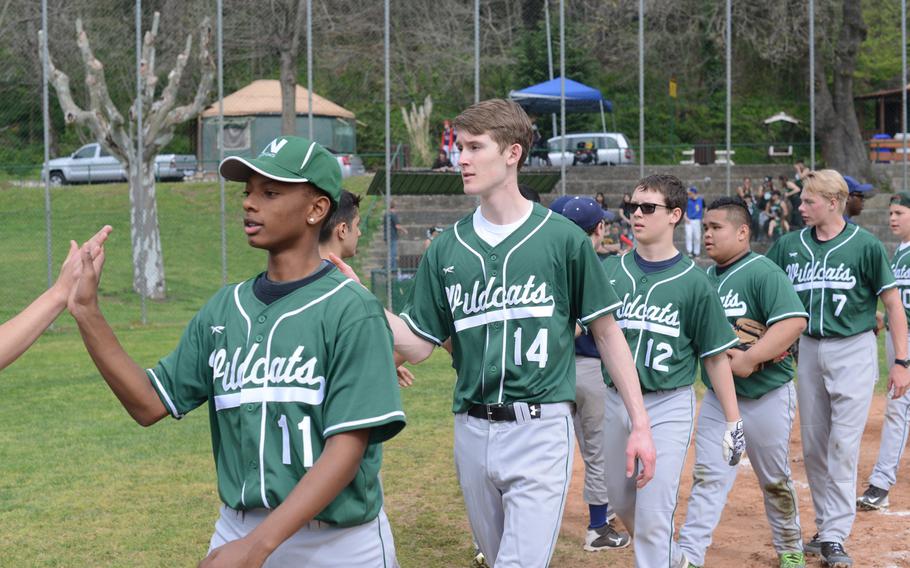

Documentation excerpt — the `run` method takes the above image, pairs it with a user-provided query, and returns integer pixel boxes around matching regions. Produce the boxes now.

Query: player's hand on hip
[722,419,745,466]
[198,537,268,568]
[726,349,757,378]
[626,426,656,488]
[396,365,415,387]
[889,364,910,400]
[327,253,362,285]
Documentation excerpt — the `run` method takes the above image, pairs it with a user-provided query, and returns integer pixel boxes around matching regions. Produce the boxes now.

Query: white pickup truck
[42,143,197,185]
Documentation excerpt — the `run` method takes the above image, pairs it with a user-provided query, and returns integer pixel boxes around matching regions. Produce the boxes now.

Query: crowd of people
[3,99,909,568]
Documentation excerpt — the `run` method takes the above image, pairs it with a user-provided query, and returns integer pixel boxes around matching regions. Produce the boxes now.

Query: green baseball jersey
[703,252,808,399]
[401,203,621,414]
[601,253,738,392]
[886,243,910,329]
[767,225,896,338]
[146,268,405,526]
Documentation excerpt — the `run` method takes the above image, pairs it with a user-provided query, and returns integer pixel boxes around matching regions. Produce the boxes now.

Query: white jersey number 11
[278,414,314,468]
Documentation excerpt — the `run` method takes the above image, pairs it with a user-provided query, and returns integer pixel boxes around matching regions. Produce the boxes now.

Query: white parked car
[547,133,635,166]
[327,148,366,178]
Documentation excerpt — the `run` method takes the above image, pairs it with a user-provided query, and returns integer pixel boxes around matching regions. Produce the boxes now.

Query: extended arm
[0,227,111,371]
[199,430,370,568]
[726,317,806,378]
[703,353,741,422]
[68,241,168,426]
[590,314,656,488]
[881,287,910,399]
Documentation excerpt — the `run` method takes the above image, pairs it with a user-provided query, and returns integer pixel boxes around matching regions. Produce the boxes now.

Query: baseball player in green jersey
[556,196,631,552]
[857,192,910,512]
[332,99,656,568]
[68,136,406,568]
[678,197,808,568]
[602,174,743,568]
[0,226,110,372]
[766,169,910,568]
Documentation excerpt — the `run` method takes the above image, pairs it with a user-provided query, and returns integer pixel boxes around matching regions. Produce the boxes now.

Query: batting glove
[722,419,745,466]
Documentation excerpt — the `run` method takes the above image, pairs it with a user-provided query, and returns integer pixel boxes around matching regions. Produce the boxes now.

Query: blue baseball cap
[560,196,609,232]
[688,186,698,193]
[548,195,573,214]
[843,175,873,195]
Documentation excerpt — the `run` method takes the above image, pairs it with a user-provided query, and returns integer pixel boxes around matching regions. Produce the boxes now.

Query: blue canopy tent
[508,77,614,132]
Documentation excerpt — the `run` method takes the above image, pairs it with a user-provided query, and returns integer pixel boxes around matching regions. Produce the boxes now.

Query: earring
[309,218,315,223]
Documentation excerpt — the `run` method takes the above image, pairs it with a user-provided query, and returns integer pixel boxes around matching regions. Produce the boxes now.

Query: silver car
[547,133,635,166]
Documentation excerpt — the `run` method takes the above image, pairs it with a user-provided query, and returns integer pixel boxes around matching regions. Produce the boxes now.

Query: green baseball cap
[891,192,910,208]
[219,136,342,204]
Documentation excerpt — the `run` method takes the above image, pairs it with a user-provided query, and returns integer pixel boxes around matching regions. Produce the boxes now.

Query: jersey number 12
[278,414,314,468]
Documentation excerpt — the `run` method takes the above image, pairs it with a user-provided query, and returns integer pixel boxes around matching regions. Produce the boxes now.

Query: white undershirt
[900,241,910,252]
[472,203,534,247]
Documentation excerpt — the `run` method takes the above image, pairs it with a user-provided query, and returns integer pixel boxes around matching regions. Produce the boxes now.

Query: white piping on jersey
[797,229,817,334]
[241,480,246,508]
[766,310,809,325]
[619,253,695,364]
[616,319,680,338]
[700,336,739,358]
[454,221,490,401]
[215,386,327,410]
[400,313,442,345]
[257,277,355,509]
[453,305,556,332]
[323,410,406,436]
[816,224,858,336]
[716,254,762,291]
[580,300,623,325]
[146,368,184,419]
[498,210,552,404]
[233,283,252,346]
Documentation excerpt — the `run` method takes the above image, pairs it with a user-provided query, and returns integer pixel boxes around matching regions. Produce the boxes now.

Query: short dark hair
[634,174,687,225]
[318,190,361,243]
[707,196,751,234]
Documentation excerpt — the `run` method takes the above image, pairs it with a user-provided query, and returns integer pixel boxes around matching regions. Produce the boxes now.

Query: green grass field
[0,178,895,566]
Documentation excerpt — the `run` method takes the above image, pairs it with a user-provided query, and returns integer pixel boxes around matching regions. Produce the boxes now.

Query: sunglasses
[623,201,671,216]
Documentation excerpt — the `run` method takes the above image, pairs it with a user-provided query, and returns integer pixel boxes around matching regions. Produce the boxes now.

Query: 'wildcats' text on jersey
[704,252,808,399]
[147,268,405,526]
[402,203,621,414]
[601,252,738,393]
[767,224,895,338]
[445,274,555,331]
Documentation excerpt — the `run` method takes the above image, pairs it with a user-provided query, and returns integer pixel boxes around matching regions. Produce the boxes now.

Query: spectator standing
[685,186,705,257]
[736,176,753,200]
[383,201,408,272]
[432,149,453,171]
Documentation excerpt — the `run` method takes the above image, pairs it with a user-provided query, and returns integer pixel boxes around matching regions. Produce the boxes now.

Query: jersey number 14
[513,328,549,368]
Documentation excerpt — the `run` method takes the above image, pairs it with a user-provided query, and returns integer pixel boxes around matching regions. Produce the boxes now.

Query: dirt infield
[558,394,910,567]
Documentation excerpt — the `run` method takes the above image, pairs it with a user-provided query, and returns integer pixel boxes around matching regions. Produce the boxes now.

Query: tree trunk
[279,50,297,136]
[814,1,873,179]
[128,160,166,300]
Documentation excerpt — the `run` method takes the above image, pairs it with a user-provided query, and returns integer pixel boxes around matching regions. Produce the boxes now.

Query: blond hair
[802,169,848,209]
[453,99,533,171]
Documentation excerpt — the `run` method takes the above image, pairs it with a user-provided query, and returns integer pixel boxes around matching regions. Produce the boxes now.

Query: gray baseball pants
[454,403,575,568]
[208,505,398,567]
[797,332,877,545]
[868,330,910,492]
[603,385,695,568]
[679,383,803,566]
[574,355,611,506]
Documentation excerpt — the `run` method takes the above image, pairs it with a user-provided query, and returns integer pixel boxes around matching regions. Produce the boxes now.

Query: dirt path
[559,394,910,567]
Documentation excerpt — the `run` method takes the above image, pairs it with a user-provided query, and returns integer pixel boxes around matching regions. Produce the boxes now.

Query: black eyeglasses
[623,201,671,216]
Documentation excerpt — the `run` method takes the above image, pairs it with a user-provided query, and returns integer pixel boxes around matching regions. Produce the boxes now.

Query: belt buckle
[486,403,505,421]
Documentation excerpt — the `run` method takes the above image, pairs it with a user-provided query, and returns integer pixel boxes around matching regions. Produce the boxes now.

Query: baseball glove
[731,317,791,371]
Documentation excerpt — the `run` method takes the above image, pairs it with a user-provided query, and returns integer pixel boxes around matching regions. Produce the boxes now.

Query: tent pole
[600,100,606,134]
[544,0,556,140]
[384,0,392,308]
[638,0,644,179]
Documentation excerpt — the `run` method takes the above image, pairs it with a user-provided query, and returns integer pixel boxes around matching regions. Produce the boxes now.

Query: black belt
[467,403,542,422]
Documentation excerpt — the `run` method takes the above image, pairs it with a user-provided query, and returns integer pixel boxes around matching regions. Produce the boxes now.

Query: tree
[271,0,306,136]
[43,12,214,300]
[813,0,874,178]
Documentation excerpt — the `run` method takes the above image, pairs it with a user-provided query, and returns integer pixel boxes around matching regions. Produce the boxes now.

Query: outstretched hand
[52,226,112,306]
[396,365,415,387]
[67,226,112,316]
